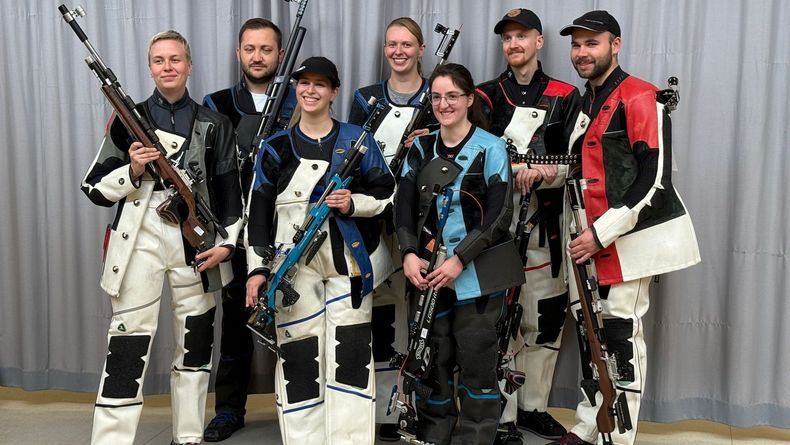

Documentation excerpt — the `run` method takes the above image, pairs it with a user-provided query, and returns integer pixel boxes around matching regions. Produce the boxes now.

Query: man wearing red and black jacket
[550,10,700,445]
[475,8,582,444]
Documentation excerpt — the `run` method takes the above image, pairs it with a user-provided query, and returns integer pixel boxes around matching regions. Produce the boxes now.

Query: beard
[242,63,277,85]
[574,49,613,81]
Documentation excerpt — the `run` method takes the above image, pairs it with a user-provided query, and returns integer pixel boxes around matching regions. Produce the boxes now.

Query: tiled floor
[1,386,789,444]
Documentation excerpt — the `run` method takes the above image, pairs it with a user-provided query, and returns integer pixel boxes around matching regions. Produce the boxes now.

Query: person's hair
[385,17,424,76]
[148,30,191,63]
[238,18,283,49]
[429,63,488,130]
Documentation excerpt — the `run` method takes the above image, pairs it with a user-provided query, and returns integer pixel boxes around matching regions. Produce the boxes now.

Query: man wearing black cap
[475,8,582,444]
[554,10,700,445]
[200,18,296,442]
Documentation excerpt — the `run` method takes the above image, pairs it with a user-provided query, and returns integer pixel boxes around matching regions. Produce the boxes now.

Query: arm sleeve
[80,114,140,207]
[592,89,667,248]
[347,89,371,126]
[246,139,280,275]
[209,116,243,252]
[394,138,423,259]
[349,133,396,217]
[453,138,514,265]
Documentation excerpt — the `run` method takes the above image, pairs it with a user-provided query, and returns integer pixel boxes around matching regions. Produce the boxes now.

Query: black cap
[559,10,621,37]
[494,8,542,35]
[291,56,340,88]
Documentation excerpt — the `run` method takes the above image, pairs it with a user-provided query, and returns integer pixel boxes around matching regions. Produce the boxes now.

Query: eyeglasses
[429,93,468,105]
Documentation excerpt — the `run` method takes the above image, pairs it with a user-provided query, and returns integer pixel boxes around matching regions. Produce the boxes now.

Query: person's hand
[425,255,463,289]
[404,128,430,148]
[326,189,353,215]
[246,274,267,307]
[129,141,160,178]
[515,168,543,194]
[403,252,429,290]
[195,245,232,272]
[568,228,601,264]
[531,164,558,185]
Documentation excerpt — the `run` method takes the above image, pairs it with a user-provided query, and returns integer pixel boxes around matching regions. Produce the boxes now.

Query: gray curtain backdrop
[1,0,787,429]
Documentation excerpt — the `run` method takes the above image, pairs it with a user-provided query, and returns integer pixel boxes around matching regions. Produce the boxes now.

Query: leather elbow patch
[101,335,150,399]
[183,307,216,368]
[335,323,372,389]
[281,336,320,404]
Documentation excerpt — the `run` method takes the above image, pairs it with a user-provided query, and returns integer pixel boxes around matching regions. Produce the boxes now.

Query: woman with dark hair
[245,56,396,444]
[394,63,524,444]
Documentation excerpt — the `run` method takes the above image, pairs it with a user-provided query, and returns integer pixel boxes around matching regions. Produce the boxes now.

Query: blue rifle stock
[247,98,391,355]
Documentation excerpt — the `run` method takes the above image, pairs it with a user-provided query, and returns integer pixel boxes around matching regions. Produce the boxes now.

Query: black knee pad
[603,318,635,382]
[281,336,320,403]
[371,304,396,362]
[102,335,150,399]
[335,323,371,389]
[535,292,568,344]
[184,307,216,367]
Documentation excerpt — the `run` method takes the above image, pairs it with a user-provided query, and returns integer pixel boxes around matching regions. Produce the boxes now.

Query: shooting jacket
[476,67,582,277]
[81,90,243,297]
[575,67,700,285]
[202,80,297,198]
[348,79,433,161]
[395,126,525,300]
[246,121,396,296]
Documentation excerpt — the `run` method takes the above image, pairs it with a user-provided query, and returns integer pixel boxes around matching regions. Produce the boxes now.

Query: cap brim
[494,18,538,34]
[559,24,606,36]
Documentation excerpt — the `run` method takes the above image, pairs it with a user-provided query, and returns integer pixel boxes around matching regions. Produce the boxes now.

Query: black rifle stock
[566,178,632,444]
[59,5,226,263]
[388,24,460,179]
[251,0,308,154]
[390,187,453,445]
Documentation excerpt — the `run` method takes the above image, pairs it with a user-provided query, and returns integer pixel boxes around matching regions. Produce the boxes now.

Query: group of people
[80,6,699,445]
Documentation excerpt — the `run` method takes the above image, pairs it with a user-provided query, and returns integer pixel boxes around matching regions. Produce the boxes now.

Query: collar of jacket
[583,66,629,119]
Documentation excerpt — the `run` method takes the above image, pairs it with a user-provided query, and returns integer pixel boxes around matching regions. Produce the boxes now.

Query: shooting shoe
[518,409,567,439]
[494,422,524,444]
[545,432,594,445]
[203,411,244,442]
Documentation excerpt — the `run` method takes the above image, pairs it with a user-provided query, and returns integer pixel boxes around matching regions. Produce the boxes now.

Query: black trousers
[414,290,504,445]
[213,251,254,416]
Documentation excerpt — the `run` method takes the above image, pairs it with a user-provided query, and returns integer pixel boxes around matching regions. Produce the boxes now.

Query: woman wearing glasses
[393,63,524,445]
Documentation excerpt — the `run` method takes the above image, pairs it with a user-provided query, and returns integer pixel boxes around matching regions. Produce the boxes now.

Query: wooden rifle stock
[567,178,619,436]
[101,85,213,251]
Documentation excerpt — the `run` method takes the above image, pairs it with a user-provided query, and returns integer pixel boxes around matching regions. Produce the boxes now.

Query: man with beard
[475,8,581,444]
[550,10,700,445]
[201,18,296,442]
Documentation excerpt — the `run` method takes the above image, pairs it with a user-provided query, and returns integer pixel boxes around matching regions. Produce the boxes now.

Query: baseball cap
[559,10,621,37]
[291,56,340,87]
[494,8,542,35]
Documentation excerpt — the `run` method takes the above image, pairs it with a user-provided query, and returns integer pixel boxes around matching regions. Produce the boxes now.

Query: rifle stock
[250,0,309,160]
[567,178,631,441]
[247,98,390,354]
